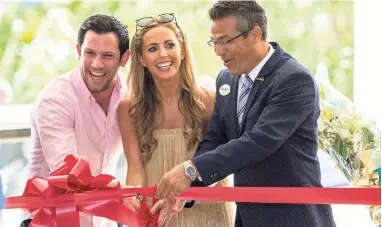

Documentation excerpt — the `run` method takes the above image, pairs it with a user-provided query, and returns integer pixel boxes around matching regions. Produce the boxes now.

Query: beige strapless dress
[144,129,234,227]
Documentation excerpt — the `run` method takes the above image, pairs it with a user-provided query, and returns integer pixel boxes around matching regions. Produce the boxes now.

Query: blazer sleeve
[192,71,318,185]
[190,70,228,188]
[184,71,228,208]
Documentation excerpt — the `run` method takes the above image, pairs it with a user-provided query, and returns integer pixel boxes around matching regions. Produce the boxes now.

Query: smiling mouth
[156,61,172,70]
[90,71,106,80]
[223,59,232,66]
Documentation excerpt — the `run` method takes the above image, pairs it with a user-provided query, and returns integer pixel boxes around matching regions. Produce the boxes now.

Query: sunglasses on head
[135,13,177,31]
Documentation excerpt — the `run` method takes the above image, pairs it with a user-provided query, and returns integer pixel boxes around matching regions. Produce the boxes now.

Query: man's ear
[252,26,262,41]
[120,50,131,67]
[76,44,81,59]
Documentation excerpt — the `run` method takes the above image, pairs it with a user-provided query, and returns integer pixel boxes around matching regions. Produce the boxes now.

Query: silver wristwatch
[182,161,197,181]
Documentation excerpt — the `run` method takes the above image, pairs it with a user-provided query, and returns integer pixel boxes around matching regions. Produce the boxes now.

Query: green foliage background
[0,0,353,104]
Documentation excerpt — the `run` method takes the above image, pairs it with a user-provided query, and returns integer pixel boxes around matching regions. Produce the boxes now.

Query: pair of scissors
[132,180,144,203]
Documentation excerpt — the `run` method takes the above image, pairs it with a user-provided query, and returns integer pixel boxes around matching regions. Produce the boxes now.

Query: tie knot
[243,75,253,88]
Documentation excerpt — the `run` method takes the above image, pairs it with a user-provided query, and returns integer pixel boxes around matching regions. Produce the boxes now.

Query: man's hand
[150,199,184,226]
[155,163,192,199]
[122,185,142,213]
[123,196,141,213]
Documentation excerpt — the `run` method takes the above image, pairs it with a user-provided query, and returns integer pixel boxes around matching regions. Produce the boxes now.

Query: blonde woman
[117,13,233,227]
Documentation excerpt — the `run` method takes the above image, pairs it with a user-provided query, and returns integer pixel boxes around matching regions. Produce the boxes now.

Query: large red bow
[22,155,157,227]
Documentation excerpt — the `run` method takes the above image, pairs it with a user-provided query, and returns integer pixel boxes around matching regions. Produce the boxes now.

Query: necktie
[237,75,253,129]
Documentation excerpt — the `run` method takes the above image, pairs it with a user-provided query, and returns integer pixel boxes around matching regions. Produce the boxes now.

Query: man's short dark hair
[77,14,130,57]
[209,0,267,40]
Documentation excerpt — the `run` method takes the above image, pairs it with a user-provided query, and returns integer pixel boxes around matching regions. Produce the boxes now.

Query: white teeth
[90,71,105,76]
[90,71,106,80]
[157,62,172,68]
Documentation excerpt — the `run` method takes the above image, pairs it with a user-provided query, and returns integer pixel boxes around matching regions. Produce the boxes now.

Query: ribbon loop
[15,155,155,227]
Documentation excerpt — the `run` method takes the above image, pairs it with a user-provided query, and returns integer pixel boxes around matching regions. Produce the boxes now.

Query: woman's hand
[150,198,185,227]
[123,195,141,213]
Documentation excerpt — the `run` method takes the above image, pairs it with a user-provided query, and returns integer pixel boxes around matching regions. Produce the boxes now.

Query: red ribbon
[4,155,381,227]
[17,155,155,227]
[138,198,160,227]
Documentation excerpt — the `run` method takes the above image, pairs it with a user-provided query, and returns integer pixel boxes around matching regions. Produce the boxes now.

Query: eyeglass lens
[137,17,154,27]
[159,14,174,23]
[137,14,174,28]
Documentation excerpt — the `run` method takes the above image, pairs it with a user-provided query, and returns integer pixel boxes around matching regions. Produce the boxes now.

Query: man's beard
[85,73,114,92]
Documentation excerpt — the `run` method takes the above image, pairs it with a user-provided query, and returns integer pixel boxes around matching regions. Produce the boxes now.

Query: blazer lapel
[239,42,283,135]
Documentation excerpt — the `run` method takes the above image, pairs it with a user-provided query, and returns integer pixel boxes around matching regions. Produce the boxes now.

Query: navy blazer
[191,43,335,227]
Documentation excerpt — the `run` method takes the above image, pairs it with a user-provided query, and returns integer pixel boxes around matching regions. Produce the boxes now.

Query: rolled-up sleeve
[33,98,77,171]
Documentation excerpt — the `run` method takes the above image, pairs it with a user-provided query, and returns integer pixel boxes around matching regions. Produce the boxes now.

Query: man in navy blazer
[156,1,336,226]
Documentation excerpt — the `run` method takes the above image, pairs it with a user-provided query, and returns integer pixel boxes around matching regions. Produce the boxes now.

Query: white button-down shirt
[237,44,275,103]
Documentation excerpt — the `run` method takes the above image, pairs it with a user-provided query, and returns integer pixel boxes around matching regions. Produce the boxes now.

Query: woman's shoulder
[117,96,133,117]
[117,96,136,129]
[198,87,215,105]
[195,76,216,116]
[118,96,130,108]
[196,75,216,92]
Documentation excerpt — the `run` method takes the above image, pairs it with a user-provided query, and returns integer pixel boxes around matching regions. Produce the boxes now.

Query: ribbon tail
[30,208,57,227]
[55,205,80,227]
[139,198,159,227]
[79,200,145,227]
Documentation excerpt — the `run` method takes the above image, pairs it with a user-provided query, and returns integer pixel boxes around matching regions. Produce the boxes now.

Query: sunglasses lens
[137,17,154,27]
[159,13,174,23]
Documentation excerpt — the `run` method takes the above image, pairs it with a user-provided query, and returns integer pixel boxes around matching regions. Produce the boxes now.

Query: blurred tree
[0,0,353,104]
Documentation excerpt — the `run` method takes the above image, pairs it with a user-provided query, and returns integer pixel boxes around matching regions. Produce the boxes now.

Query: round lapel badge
[219,84,230,96]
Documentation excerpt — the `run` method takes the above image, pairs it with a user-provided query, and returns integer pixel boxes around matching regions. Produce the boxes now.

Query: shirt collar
[242,43,275,81]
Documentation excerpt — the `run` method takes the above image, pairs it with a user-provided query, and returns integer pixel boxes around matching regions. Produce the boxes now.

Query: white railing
[0,104,33,142]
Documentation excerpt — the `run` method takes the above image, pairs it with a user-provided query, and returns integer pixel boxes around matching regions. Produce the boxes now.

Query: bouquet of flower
[315,64,381,226]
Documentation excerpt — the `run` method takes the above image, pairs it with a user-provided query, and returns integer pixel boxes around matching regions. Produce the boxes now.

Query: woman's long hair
[127,22,209,163]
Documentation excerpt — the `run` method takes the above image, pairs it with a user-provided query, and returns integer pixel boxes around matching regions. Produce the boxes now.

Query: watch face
[186,166,196,176]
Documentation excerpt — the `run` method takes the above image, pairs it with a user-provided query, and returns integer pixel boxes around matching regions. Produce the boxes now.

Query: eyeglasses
[207,28,253,48]
[136,13,177,31]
